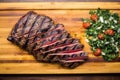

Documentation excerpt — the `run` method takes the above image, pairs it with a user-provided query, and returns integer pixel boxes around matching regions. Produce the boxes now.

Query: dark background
[0,0,120,80]
[0,0,120,2]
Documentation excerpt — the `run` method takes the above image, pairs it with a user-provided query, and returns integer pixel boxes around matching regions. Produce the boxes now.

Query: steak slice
[55,51,87,68]
[26,16,55,52]
[32,31,70,53]
[26,26,67,52]
[19,12,38,47]
[58,51,88,68]
[34,38,81,62]
[39,16,54,33]
[35,24,64,39]
[48,48,87,62]
[34,24,65,42]
[7,11,32,44]
[57,51,88,60]
[59,59,84,69]
[35,43,84,62]
[39,38,81,53]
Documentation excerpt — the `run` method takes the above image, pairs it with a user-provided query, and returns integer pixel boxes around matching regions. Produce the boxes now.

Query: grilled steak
[34,43,84,62]
[39,38,81,52]
[19,12,38,47]
[33,31,70,52]
[7,11,88,68]
[7,11,32,44]
[58,51,88,68]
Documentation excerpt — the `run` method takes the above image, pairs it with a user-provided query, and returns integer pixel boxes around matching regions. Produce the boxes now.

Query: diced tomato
[98,33,104,40]
[83,22,90,29]
[91,14,98,21]
[94,48,102,56]
[105,29,114,36]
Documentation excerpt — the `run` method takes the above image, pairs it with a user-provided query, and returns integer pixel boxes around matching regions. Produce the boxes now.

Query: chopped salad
[82,8,120,61]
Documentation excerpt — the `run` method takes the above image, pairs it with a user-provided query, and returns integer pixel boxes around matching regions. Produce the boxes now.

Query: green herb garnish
[82,8,120,61]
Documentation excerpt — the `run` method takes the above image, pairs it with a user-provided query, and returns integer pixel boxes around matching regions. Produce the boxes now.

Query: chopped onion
[100,16,104,23]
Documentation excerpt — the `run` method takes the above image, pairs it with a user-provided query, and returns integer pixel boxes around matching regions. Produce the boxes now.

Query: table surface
[0,0,120,80]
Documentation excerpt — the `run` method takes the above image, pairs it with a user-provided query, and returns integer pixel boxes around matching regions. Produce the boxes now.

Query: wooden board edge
[0,63,120,74]
[0,2,120,10]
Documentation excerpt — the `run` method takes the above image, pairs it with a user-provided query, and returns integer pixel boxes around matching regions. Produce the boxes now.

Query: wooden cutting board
[0,2,120,74]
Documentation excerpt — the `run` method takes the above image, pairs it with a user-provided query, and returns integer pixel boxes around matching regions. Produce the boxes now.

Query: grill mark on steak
[13,12,32,35]
[47,44,84,62]
[27,18,45,53]
[36,24,64,39]
[37,39,81,62]
[48,50,87,62]
[40,17,53,33]
[58,52,88,60]
[33,24,65,42]
[59,52,87,68]
[59,60,84,69]
[35,16,53,35]
[26,15,46,51]
[19,13,38,47]
[39,38,80,53]
[35,43,83,62]
[50,43,80,54]
[14,12,33,40]
[27,15,44,38]
[23,15,41,48]
[33,31,70,52]
[13,15,45,39]
[26,16,54,52]
[7,11,32,43]
[14,24,64,43]
[38,25,64,39]
[33,16,53,37]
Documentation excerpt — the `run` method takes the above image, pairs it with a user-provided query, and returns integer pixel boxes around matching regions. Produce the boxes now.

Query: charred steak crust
[34,43,84,62]
[19,12,38,48]
[7,11,32,44]
[26,16,54,52]
[7,11,88,68]
[26,24,65,52]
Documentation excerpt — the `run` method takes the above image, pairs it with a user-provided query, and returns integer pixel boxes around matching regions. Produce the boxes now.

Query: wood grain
[0,2,120,74]
[0,63,120,74]
[0,2,120,10]
[1,0,120,2]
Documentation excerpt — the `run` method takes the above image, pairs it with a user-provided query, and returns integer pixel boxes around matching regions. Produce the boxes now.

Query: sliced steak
[58,51,88,60]
[7,11,32,44]
[34,43,84,62]
[59,59,84,69]
[39,38,81,53]
[39,16,54,33]
[48,49,87,62]
[26,16,55,51]
[59,51,88,68]
[19,12,38,47]
[26,26,68,52]
[34,38,82,62]
[56,51,87,68]
[25,15,46,51]
[33,31,70,52]
[7,11,88,69]
[36,24,65,39]
[34,24,65,43]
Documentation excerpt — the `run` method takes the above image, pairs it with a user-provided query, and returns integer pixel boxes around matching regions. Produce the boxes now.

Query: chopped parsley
[82,8,120,61]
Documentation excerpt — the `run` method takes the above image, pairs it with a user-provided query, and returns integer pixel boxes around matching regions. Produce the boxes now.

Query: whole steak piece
[7,11,88,68]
